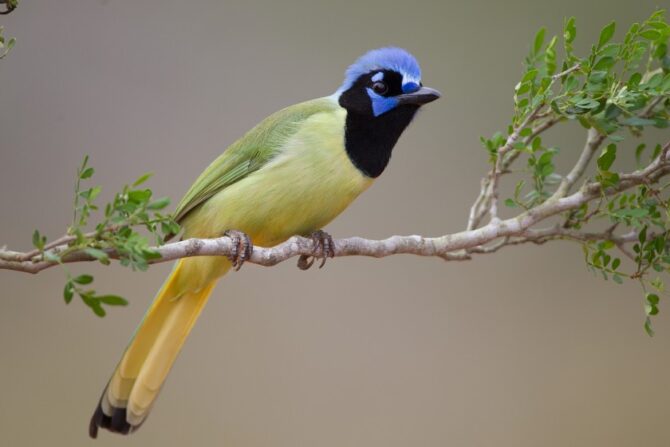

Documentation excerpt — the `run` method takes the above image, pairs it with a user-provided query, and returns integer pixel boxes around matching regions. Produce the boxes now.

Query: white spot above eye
[371,72,384,82]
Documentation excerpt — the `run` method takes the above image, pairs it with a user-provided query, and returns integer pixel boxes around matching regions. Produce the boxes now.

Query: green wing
[172,97,337,224]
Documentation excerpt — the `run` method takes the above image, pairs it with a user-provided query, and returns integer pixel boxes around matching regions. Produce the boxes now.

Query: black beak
[396,86,441,106]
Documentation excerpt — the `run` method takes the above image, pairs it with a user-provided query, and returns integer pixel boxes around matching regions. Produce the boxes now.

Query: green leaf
[80,185,102,202]
[599,240,615,250]
[604,104,621,120]
[613,273,623,284]
[639,226,647,244]
[128,189,152,204]
[538,151,554,166]
[32,230,45,250]
[651,143,662,159]
[621,117,657,127]
[662,74,670,92]
[598,171,620,188]
[575,98,600,109]
[644,317,655,337]
[97,295,128,306]
[63,282,74,304]
[531,137,542,151]
[147,197,170,210]
[516,81,531,95]
[83,248,110,265]
[89,302,107,318]
[599,43,620,58]
[598,21,616,49]
[504,198,517,208]
[645,303,659,316]
[142,247,162,260]
[564,17,577,44]
[645,73,664,89]
[592,56,615,71]
[640,29,660,40]
[615,208,648,218]
[161,220,180,236]
[533,27,546,55]
[73,274,94,285]
[564,76,578,92]
[651,278,665,292]
[635,144,646,166]
[627,72,642,89]
[588,70,608,84]
[597,144,617,171]
[646,293,660,305]
[80,167,95,179]
[544,36,558,75]
[132,172,153,187]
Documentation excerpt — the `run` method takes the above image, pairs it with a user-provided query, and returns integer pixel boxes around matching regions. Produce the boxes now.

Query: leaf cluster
[491,11,670,334]
[31,156,180,316]
[0,25,15,60]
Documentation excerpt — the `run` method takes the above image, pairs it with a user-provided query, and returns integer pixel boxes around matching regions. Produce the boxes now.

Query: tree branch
[554,127,606,197]
[466,64,581,232]
[3,140,667,275]
[466,108,553,231]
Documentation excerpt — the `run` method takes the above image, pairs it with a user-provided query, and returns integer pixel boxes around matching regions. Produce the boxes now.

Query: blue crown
[337,47,422,94]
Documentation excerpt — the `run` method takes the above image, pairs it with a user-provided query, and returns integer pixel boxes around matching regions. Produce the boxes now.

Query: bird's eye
[371,81,388,95]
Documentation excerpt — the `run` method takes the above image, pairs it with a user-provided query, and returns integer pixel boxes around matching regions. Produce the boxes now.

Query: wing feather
[172,97,337,225]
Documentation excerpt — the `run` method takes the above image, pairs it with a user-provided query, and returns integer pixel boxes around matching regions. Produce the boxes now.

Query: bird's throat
[343,105,419,178]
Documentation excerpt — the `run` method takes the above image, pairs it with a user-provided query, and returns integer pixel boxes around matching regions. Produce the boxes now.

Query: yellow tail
[89,258,225,437]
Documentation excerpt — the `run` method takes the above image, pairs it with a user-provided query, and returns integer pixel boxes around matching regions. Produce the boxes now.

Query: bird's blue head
[336,47,440,117]
[335,47,440,178]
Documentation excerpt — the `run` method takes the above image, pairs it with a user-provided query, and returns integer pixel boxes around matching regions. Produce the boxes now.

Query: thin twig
[477,64,581,226]
[489,104,544,221]
[551,64,582,81]
[641,95,666,118]
[467,106,549,231]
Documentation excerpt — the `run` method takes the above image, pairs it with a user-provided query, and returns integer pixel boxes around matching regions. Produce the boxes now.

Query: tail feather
[89,259,223,438]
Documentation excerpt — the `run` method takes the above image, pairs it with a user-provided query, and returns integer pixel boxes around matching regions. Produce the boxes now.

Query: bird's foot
[297,230,335,270]
[223,230,253,271]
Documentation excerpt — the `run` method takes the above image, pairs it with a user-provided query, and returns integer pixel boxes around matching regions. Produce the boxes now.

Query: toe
[297,254,315,270]
[224,230,253,270]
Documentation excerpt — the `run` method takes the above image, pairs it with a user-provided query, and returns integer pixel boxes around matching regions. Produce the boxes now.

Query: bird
[89,47,440,437]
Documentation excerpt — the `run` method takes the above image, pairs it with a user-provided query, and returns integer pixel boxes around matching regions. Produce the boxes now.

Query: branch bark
[554,127,606,197]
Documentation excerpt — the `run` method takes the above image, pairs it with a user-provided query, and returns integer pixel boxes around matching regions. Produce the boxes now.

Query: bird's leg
[223,230,253,271]
[297,230,335,270]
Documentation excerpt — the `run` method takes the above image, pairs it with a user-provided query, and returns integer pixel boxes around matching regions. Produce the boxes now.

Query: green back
[173,97,338,224]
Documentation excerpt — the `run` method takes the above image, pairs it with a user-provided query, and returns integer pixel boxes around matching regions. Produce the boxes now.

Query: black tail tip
[89,401,133,439]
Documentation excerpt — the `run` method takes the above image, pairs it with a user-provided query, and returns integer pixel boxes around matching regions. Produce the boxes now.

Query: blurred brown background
[2,0,670,446]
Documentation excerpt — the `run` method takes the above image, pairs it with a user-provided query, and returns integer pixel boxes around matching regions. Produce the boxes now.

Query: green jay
[89,47,440,437]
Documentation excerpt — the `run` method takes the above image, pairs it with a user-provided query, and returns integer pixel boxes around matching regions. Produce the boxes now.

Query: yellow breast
[184,104,373,247]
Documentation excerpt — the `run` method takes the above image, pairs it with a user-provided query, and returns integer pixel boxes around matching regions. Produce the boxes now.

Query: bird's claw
[224,230,253,271]
[297,230,335,270]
